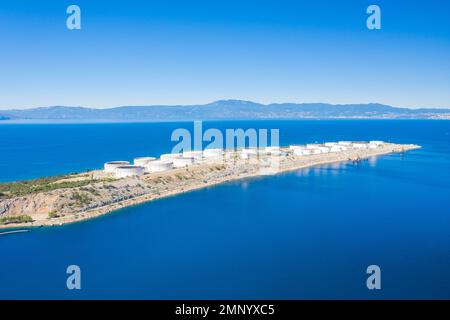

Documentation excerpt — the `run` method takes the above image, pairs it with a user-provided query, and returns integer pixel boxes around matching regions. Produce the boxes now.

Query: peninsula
[0,141,420,229]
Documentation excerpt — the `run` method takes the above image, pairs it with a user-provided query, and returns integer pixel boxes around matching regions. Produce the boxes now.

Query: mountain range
[1,100,449,121]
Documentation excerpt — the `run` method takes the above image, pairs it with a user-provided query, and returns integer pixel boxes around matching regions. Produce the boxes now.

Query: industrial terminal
[103,141,388,179]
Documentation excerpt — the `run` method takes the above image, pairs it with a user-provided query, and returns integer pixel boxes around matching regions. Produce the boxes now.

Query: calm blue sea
[0,120,449,299]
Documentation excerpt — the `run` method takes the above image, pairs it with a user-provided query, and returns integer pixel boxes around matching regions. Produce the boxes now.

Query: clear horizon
[1,0,450,109]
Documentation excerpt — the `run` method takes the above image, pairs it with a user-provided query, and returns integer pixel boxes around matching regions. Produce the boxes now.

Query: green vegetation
[48,211,62,219]
[70,192,93,207]
[0,174,107,199]
[0,215,33,225]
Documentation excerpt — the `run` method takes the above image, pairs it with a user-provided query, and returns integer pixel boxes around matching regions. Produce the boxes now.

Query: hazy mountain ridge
[1,100,449,121]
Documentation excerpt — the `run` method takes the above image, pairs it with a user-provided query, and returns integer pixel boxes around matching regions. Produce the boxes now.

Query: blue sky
[0,0,449,109]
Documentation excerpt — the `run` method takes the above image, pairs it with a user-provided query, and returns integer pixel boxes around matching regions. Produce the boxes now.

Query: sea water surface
[0,120,449,299]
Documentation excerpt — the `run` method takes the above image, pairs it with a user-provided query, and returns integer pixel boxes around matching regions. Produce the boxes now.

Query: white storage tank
[104,161,130,173]
[114,165,145,178]
[268,149,282,156]
[160,153,183,161]
[324,142,339,147]
[294,149,312,156]
[289,145,305,150]
[146,160,173,172]
[258,149,270,156]
[330,146,342,153]
[240,148,257,159]
[203,148,223,159]
[172,157,195,168]
[183,151,203,160]
[134,157,157,166]
[301,149,312,155]
[352,143,368,149]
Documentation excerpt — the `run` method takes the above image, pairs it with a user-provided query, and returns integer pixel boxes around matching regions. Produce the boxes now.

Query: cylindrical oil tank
[203,148,223,158]
[146,160,173,172]
[241,148,258,156]
[301,149,312,155]
[330,146,342,152]
[324,142,339,147]
[114,165,145,178]
[134,157,157,166]
[172,157,195,168]
[269,149,282,156]
[293,149,310,156]
[104,161,130,173]
[183,151,203,160]
[160,153,183,161]
[352,143,368,149]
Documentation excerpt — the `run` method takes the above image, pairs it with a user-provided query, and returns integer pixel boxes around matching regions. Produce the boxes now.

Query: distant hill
[1,100,450,121]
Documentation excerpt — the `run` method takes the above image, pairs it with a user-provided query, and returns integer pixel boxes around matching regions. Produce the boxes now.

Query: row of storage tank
[288,140,385,156]
[104,141,385,178]
[104,149,225,178]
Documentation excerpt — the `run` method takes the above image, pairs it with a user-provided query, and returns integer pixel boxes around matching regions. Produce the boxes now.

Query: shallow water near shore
[0,120,449,299]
